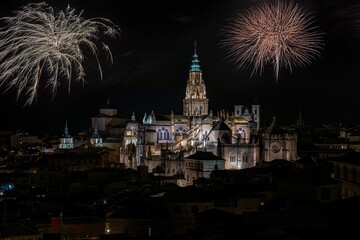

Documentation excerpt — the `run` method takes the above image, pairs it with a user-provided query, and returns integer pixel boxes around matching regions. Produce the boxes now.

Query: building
[330,151,360,199]
[131,41,269,173]
[184,151,225,186]
[111,41,300,173]
[58,120,74,149]
[262,116,298,162]
[91,98,129,138]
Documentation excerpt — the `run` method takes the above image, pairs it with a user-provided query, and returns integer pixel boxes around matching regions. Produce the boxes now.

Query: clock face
[270,142,281,153]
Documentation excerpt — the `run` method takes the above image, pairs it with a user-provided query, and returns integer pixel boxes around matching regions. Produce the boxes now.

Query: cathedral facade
[117,42,296,174]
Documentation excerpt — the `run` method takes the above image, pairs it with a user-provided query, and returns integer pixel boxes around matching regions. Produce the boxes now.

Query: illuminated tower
[58,120,74,149]
[90,126,103,147]
[183,41,209,116]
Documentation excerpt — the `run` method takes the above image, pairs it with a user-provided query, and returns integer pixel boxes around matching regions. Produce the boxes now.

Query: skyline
[0,0,359,134]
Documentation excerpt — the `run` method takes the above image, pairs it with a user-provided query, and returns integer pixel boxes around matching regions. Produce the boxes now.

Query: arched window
[158,128,170,140]
[229,152,236,162]
[157,129,162,140]
[236,127,246,139]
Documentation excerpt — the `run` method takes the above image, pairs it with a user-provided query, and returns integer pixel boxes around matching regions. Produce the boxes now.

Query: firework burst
[0,2,120,105]
[220,0,323,80]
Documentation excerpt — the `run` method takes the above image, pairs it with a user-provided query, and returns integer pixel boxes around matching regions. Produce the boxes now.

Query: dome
[233,116,248,124]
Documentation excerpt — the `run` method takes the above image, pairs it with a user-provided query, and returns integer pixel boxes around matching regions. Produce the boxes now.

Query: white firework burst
[0,2,121,105]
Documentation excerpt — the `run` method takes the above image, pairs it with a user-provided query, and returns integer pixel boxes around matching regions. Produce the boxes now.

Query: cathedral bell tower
[183,41,209,116]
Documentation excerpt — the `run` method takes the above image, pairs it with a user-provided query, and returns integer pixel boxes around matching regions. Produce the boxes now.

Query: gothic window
[176,127,187,136]
[236,127,246,138]
[229,152,236,162]
[157,130,162,140]
[158,128,170,140]
[182,128,187,135]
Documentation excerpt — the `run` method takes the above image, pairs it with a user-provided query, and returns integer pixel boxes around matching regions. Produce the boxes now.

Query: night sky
[0,0,359,135]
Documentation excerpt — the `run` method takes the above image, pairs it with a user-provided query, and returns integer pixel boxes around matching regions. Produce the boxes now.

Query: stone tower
[183,41,209,116]
[262,116,298,162]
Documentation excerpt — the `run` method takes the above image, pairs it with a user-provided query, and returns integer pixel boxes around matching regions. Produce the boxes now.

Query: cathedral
[117,42,298,174]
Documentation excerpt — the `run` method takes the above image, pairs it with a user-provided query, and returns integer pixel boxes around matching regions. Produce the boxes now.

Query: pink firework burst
[220,0,324,80]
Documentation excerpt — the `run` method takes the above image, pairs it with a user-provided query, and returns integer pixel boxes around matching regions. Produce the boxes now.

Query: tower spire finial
[64,118,70,138]
[190,41,201,72]
[194,40,197,55]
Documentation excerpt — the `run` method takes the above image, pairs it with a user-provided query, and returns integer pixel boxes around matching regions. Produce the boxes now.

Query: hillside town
[0,45,360,240]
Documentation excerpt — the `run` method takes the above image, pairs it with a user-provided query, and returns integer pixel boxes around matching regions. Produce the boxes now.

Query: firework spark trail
[220,0,323,80]
[0,2,121,105]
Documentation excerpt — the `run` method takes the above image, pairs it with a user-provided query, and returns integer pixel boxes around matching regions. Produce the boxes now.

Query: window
[236,128,246,139]
[157,130,162,140]
[158,128,170,140]
[229,152,236,162]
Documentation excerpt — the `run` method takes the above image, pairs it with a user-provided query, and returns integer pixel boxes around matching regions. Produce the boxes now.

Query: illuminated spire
[190,40,201,72]
[131,110,136,121]
[92,126,101,139]
[194,40,197,55]
[296,109,305,130]
[63,120,70,138]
